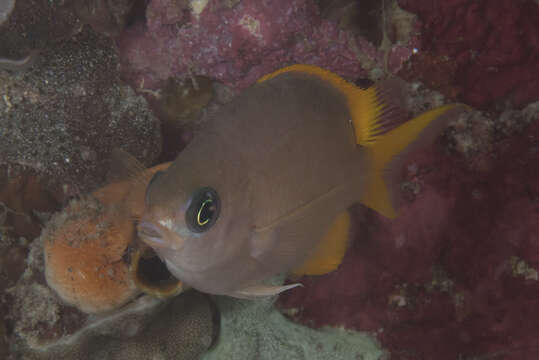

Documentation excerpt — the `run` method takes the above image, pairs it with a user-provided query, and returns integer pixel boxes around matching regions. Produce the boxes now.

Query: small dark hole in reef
[354,78,374,89]
[136,247,178,287]
[126,0,149,26]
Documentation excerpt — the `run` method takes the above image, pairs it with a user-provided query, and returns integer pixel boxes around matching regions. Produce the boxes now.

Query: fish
[137,64,465,298]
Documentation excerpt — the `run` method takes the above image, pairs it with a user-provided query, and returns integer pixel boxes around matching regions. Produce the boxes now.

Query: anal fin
[292,211,351,276]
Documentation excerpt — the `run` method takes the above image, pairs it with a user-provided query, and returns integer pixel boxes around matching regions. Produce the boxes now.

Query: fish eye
[186,187,220,233]
[145,170,164,205]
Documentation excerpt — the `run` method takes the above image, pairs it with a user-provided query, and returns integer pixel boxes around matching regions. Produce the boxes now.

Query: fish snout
[137,220,184,251]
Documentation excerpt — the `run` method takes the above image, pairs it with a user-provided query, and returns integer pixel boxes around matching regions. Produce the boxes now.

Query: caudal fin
[360,104,466,218]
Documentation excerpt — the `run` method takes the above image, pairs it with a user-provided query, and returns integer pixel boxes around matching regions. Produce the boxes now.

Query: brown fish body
[140,65,463,298]
[142,72,366,296]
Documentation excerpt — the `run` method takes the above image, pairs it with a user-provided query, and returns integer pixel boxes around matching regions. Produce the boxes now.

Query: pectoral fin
[230,283,303,299]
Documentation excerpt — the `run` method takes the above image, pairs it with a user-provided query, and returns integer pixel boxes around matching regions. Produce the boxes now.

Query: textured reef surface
[398,0,539,109]
[279,112,539,359]
[0,28,162,192]
[1,0,539,359]
[115,0,418,91]
[203,277,384,360]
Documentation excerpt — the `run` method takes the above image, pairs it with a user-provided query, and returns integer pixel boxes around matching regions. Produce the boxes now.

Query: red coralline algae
[397,0,539,109]
[115,0,417,91]
[279,121,539,359]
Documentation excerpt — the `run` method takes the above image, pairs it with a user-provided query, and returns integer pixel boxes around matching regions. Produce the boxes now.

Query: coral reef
[203,277,385,360]
[115,0,419,92]
[0,28,161,192]
[147,76,216,162]
[7,235,218,359]
[74,0,136,36]
[43,160,182,313]
[2,0,538,359]
[397,0,539,109]
[0,165,62,241]
[279,110,539,359]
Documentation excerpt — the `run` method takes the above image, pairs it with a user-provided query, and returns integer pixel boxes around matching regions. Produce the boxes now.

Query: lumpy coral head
[43,198,137,314]
[115,0,382,91]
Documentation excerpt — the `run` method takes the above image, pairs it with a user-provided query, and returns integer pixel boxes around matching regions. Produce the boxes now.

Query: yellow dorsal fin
[361,104,465,218]
[292,211,351,276]
[258,64,402,146]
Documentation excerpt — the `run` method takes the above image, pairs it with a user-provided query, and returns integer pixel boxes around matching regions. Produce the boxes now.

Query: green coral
[204,286,385,360]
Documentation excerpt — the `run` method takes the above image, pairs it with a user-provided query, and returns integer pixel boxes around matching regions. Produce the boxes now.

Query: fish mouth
[138,220,172,249]
[137,219,185,251]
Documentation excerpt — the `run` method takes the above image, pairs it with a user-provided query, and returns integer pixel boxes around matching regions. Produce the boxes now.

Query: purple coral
[398,0,539,108]
[116,0,417,91]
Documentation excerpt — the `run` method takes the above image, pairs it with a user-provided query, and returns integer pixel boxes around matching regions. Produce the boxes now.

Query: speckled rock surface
[0,0,79,62]
[203,278,385,360]
[0,28,162,192]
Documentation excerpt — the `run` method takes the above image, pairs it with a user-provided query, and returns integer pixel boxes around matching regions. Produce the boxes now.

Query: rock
[203,278,385,360]
[0,0,79,62]
[0,28,162,192]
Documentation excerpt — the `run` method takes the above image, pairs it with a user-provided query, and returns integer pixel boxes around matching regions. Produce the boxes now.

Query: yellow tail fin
[360,104,464,218]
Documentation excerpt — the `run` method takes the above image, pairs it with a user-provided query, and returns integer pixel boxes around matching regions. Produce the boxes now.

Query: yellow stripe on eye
[197,199,212,226]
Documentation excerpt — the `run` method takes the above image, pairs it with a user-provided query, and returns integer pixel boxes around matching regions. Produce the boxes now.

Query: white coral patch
[190,0,209,19]
[239,14,262,39]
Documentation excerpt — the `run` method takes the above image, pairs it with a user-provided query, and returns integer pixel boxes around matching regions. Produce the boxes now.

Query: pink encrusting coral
[279,120,539,359]
[397,0,539,108]
[115,0,416,91]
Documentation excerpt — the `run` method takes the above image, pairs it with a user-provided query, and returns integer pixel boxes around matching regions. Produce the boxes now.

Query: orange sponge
[43,198,137,313]
[43,162,172,313]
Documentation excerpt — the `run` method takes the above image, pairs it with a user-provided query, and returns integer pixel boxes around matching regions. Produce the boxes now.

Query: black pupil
[187,187,220,233]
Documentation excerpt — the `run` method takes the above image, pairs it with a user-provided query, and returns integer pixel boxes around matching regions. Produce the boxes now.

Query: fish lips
[137,220,184,251]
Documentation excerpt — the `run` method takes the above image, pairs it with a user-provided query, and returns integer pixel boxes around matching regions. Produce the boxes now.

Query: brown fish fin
[230,283,303,299]
[292,211,351,276]
[106,148,148,184]
[361,104,468,218]
[96,148,171,218]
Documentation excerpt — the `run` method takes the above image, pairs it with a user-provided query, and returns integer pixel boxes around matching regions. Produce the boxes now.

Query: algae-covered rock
[203,278,386,360]
[0,0,79,61]
[0,28,161,192]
